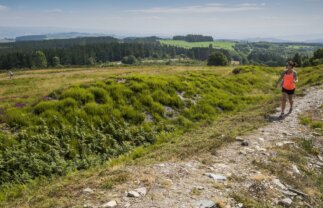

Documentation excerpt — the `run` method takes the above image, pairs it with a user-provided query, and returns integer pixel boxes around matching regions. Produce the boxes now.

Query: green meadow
[159,40,236,50]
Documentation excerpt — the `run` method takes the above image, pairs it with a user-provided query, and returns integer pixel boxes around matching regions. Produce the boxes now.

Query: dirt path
[85,86,323,208]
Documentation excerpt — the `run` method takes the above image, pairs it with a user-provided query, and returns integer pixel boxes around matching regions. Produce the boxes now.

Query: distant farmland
[159,40,236,50]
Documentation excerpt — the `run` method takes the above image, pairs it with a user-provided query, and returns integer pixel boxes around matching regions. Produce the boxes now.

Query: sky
[0,0,323,40]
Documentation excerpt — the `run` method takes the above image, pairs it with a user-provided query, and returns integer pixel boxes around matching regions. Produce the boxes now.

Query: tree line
[173,34,214,42]
[1,35,322,69]
[0,41,233,69]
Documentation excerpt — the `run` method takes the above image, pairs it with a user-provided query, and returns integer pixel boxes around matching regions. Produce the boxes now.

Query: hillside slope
[109,86,322,208]
[0,65,322,208]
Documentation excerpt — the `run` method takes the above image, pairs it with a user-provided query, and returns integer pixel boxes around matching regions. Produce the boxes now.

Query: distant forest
[173,34,214,42]
[0,35,323,70]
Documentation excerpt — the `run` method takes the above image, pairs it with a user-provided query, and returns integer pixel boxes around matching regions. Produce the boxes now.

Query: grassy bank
[0,65,322,207]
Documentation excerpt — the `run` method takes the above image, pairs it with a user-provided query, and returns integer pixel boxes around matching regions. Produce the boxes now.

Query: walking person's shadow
[265,111,292,122]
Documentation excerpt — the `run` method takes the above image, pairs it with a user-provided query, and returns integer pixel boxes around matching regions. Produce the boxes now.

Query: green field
[159,40,236,50]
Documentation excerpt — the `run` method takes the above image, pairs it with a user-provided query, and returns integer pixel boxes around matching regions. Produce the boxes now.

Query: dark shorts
[282,88,295,95]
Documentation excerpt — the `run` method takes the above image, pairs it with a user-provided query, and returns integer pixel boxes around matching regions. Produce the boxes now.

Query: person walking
[8,71,14,80]
[276,61,298,118]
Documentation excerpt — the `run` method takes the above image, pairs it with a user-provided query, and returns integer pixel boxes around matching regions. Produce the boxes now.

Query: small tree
[87,57,96,65]
[292,53,302,67]
[122,55,138,65]
[207,52,229,66]
[52,56,61,67]
[152,53,160,59]
[32,50,47,68]
[313,48,323,59]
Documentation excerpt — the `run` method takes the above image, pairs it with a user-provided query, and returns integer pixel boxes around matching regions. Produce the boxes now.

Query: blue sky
[0,0,322,40]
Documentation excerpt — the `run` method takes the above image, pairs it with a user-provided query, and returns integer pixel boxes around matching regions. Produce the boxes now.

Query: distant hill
[306,39,323,44]
[243,37,290,43]
[15,32,109,42]
[0,38,15,43]
[16,35,47,42]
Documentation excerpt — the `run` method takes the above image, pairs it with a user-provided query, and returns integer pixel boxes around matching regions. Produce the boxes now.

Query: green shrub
[89,87,111,104]
[5,108,32,127]
[39,110,67,128]
[33,100,59,114]
[84,102,104,116]
[121,106,145,124]
[152,90,182,107]
[62,87,94,105]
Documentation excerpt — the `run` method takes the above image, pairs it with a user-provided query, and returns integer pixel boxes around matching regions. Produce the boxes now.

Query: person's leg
[281,92,287,115]
[288,94,294,112]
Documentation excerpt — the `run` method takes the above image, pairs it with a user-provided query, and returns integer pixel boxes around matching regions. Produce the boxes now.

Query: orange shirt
[283,72,295,90]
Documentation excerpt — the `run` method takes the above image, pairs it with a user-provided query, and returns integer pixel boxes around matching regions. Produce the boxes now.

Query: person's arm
[293,71,298,83]
[276,71,284,88]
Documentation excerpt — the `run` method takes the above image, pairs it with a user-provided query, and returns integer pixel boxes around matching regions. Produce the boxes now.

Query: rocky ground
[81,87,323,208]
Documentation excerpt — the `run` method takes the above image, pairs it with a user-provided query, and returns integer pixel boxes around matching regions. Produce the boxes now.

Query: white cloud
[127,3,264,14]
[0,5,8,11]
[43,9,63,13]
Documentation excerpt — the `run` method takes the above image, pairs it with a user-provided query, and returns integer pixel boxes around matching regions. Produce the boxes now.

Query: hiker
[8,71,14,79]
[276,60,298,118]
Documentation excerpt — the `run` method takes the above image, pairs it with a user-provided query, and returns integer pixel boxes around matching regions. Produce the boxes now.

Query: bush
[33,100,59,114]
[232,67,254,75]
[207,52,229,66]
[121,55,138,65]
[84,102,104,116]
[121,106,145,124]
[62,87,94,105]
[89,87,111,104]
[4,108,32,127]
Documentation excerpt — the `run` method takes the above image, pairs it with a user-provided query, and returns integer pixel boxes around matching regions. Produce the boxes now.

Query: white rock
[237,203,244,208]
[235,137,244,141]
[195,199,216,208]
[318,155,323,162]
[278,198,293,207]
[282,132,292,136]
[101,200,117,208]
[83,187,94,194]
[272,179,286,190]
[135,187,147,196]
[239,150,247,155]
[282,190,297,196]
[258,137,265,141]
[127,191,140,197]
[292,164,300,174]
[204,173,227,181]
[244,147,255,153]
[84,203,95,208]
[276,142,284,147]
[255,145,266,152]
[124,203,131,208]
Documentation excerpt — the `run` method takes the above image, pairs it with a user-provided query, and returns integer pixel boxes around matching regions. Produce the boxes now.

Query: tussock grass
[0,65,322,207]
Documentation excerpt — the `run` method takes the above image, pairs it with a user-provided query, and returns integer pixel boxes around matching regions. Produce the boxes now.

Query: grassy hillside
[0,65,322,207]
[0,65,276,184]
[159,40,236,50]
